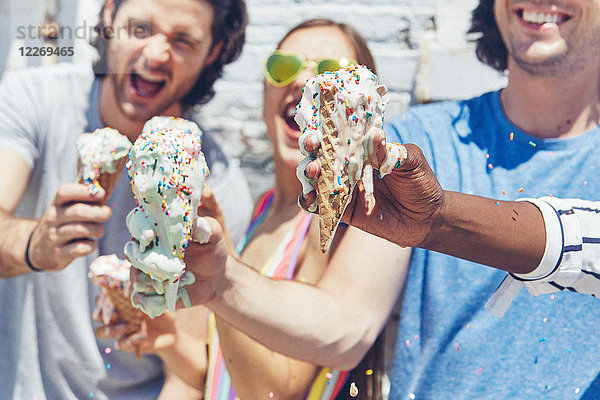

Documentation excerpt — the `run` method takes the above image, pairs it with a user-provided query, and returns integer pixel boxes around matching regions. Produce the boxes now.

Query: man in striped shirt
[304,141,600,316]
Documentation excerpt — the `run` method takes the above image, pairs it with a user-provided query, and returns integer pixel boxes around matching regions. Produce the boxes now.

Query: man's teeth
[135,70,164,83]
[522,10,564,24]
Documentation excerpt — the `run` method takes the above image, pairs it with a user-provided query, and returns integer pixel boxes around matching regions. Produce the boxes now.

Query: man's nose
[143,34,170,68]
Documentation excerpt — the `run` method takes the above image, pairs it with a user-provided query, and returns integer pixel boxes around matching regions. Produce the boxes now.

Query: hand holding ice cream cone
[25,183,111,272]
[300,137,446,250]
[294,64,406,252]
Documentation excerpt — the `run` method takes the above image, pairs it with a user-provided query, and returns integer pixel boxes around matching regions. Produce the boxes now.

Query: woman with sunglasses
[197,19,408,400]
[120,18,406,399]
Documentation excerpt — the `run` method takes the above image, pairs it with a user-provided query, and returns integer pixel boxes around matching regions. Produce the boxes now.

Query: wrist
[418,190,450,250]
[25,227,43,272]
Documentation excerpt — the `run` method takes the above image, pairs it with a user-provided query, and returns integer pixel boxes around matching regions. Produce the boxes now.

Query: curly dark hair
[468,0,508,72]
[90,0,247,108]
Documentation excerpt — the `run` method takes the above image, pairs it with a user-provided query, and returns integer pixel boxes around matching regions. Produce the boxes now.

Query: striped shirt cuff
[512,198,564,281]
[515,197,583,296]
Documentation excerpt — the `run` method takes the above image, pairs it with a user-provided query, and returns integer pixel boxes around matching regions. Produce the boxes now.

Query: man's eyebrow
[126,17,204,44]
[127,17,151,26]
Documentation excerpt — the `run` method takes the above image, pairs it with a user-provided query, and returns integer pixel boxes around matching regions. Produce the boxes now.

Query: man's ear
[204,41,223,67]
[103,0,116,29]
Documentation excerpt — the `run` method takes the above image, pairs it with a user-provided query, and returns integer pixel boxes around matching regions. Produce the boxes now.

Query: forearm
[207,257,372,369]
[424,191,545,274]
[0,209,37,277]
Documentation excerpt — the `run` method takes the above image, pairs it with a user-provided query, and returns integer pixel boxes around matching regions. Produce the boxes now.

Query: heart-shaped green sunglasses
[264,50,357,87]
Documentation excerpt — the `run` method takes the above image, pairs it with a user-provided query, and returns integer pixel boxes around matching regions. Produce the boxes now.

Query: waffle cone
[316,87,353,253]
[104,287,144,336]
[78,156,128,204]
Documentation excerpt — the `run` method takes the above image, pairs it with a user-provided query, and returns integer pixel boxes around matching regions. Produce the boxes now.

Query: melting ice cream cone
[77,127,132,203]
[89,254,145,358]
[295,65,390,252]
[124,116,208,318]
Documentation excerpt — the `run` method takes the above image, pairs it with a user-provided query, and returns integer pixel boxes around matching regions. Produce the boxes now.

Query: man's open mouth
[131,70,166,98]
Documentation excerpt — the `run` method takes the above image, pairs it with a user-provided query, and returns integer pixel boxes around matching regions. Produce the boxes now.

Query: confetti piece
[575,387,580,394]
[106,364,111,370]
[269,392,274,398]
[350,382,359,397]
[529,141,536,147]
[495,202,500,206]
[326,372,333,379]
[539,337,547,342]
[518,188,524,193]
[485,153,490,159]
[409,393,416,400]
[415,334,419,339]
[105,347,112,354]
[550,294,555,299]
[510,132,514,141]
[488,163,493,170]
[502,190,506,195]
[366,369,373,376]
[406,339,410,347]
[584,181,588,186]
[467,325,470,329]
[543,318,547,323]
[477,368,482,374]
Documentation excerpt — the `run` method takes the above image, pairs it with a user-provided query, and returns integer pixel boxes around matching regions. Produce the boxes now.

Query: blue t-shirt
[385,91,600,399]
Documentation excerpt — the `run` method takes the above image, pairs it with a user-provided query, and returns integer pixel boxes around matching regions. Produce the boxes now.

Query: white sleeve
[486,197,600,317]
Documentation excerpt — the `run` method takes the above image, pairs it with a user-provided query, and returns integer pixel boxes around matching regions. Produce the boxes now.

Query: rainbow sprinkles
[124,116,209,318]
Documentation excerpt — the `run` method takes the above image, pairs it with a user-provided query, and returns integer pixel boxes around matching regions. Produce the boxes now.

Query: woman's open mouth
[283,102,301,141]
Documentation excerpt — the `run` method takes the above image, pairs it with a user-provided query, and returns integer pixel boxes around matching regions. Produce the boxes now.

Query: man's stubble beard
[509,26,600,78]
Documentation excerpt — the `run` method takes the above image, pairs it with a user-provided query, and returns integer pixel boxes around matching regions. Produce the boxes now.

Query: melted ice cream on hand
[131,270,196,318]
[295,64,389,194]
[124,116,209,318]
[77,127,132,195]
[295,64,407,211]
